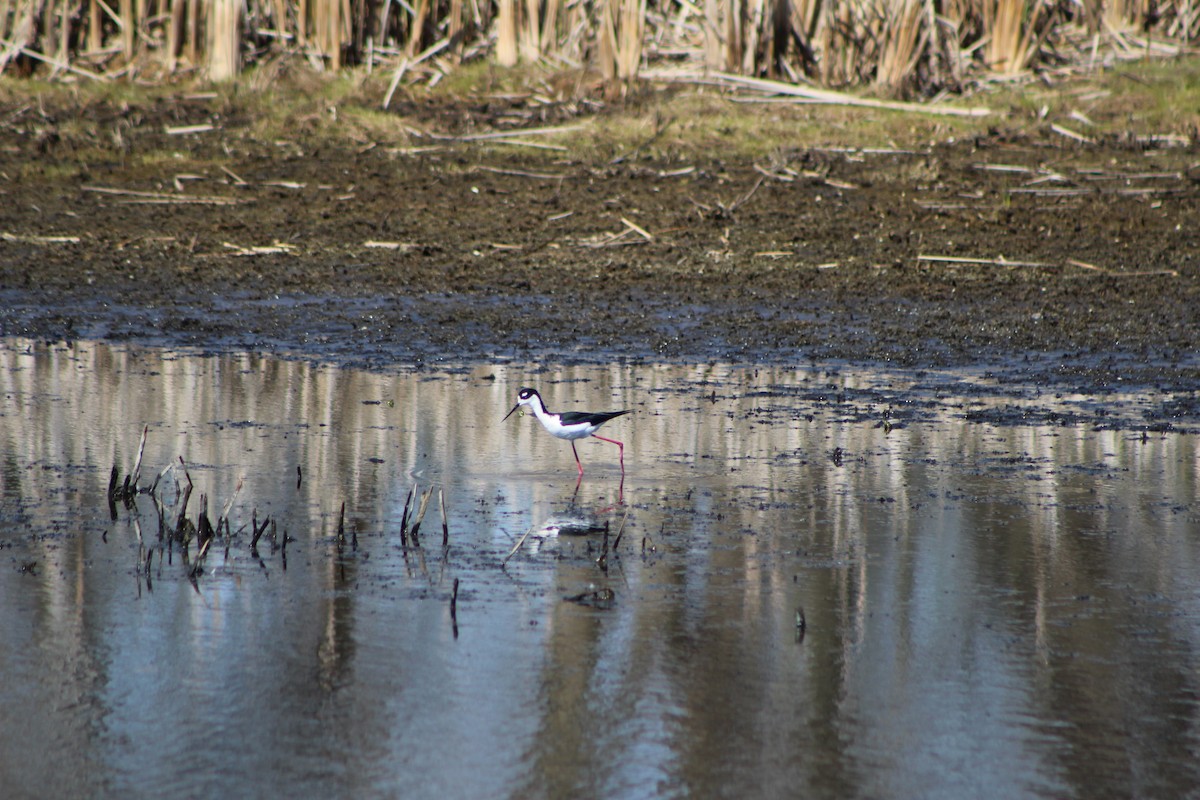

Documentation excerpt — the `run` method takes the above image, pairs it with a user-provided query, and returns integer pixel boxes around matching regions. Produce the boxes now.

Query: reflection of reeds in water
[0,0,1192,90]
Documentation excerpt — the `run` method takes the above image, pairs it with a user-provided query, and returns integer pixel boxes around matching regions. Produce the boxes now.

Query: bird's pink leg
[571,441,585,476]
[592,435,625,473]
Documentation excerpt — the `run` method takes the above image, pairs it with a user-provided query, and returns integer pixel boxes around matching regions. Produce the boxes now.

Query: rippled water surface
[1,339,1197,799]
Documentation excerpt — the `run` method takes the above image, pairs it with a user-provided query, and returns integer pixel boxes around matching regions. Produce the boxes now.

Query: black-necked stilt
[503,387,630,476]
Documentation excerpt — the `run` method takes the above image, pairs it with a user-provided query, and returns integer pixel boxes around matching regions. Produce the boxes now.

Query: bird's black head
[503,387,541,421]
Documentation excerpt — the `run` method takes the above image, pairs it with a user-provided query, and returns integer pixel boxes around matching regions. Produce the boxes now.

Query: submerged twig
[610,508,631,551]
[502,524,537,565]
[440,488,449,547]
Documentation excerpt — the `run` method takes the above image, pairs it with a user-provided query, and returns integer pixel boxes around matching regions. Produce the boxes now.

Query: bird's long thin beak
[503,403,521,421]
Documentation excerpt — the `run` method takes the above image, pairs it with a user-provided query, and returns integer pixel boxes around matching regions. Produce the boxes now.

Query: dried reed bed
[0,0,1195,94]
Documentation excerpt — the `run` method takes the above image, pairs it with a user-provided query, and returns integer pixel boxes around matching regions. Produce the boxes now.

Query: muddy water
[1,338,1197,799]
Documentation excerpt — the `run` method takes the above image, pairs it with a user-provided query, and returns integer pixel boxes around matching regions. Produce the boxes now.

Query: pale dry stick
[585,227,642,249]
[364,241,421,250]
[1067,259,1178,277]
[1,232,81,244]
[166,124,215,135]
[131,424,149,487]
[382,37,451,109]
[473,164,567,180]
[0,38,107,80]
[972,163,1037,174]
[1050,123,1093,144]
[409,485,436,544]
[693,72,992,117]
[491,139,569,152]
[610,507,631,550]
[148,461,174,499]
[918,254,1053,268]
[729,174,766,212]
[620,217,653,240]
[218,476,244,536]
[430,123,588,142]
[1007,188,1090,196]
[383,60,410,109]
[753,163,796,182]
[221,242,295,256]
[502,523,538,565]
[82,186,246,205]
[219,164,248,185]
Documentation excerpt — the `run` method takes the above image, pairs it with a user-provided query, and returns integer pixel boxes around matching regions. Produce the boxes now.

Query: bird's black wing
[559,409,631,426]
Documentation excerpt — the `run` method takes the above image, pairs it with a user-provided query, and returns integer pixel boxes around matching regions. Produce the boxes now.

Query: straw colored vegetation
[0,0,1196,97]
[3,53,1199,168]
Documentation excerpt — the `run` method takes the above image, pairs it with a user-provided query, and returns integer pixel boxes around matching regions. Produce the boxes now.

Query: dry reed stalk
[207,0,241,79]
[704,0,722,68]
[311,0,342,67]
[119,0,135,58]
[409,0,430,56]
[618,0,645,78]
[709,71,992,115]
[598,0,617,78]
[167,0,185,69]
[497,0,518,64]
[4,0,1199,90]
[520,0,540,60]
[1105,0,1148,30]
[876,0,925,92]
[449,0,464,53]
[439,487,448,546]
[984,0,1044,75]
[724,0,742,71]
[598,0,644,81]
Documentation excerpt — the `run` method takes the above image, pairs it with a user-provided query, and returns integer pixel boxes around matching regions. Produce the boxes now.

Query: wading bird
[503,387,630,476]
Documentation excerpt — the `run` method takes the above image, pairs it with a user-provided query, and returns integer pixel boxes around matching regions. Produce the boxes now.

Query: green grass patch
[4,55,1199,166]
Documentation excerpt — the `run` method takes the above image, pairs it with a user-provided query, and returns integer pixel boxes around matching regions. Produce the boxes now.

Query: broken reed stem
[218,476,243,542]
[409,486,435,545]
[399,484,415,546]
[597,525,610,572]
[131,424,148,488]
[251,508,269,549]
[610,507,631,551]
[440,487,448,547]
[502,524,536,565]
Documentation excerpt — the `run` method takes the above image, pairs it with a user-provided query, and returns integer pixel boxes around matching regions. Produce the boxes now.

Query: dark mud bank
[2,109,1198,427]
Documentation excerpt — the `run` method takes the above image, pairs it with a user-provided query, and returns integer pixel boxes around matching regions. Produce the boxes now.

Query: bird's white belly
[540,418,594,440]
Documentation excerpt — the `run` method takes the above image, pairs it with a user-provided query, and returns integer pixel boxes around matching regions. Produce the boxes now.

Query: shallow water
[1,339,1197,799]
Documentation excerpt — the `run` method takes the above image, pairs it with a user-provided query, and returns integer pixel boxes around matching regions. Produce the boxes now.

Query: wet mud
[2,94,1198,428]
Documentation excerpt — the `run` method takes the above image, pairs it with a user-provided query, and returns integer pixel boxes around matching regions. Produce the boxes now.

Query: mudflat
[2,88,1197,425]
